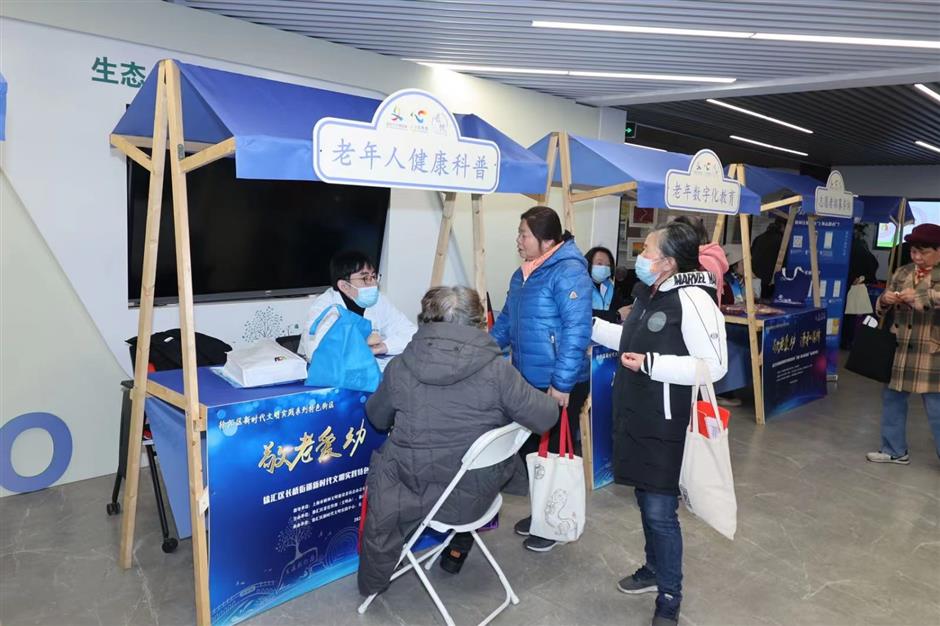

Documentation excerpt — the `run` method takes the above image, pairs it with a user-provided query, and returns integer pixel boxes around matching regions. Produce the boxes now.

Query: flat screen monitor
[874,199,940,249]
[127,152,390,306]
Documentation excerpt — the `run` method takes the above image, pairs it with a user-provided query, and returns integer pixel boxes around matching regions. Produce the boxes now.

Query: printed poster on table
[785,217,854,376]
[762,308,828,418]
[590,345,619,489]
[206,387,383,626]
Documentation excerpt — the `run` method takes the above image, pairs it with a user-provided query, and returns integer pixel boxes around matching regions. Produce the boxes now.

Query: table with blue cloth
[144,367,383,626]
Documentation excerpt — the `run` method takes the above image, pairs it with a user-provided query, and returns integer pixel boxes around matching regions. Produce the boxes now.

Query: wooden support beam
[579,392,593,492]
[119,134,221,154]
[739,213,766,425]
[760,195,803,212]
[887,198,908,275]
[807,215,822,308]
[569,181,637,204]
[557,131,575,233]
[540,133,558,204]
[164,59,211,626]
[736,165,766,425]
[773,206,798,280]
[712,214,726,244]
[110,134,153,172]
[179,137,236,174]
[119,63,168,571]
[471,193,487,302]
[430,192,457,287]
[145,380,209,430]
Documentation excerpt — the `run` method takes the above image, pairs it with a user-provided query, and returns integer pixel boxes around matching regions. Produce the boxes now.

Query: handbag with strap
[526,408,586,543]
[678,361,737,540]
[845,314,897,383]
[772,267,812,308]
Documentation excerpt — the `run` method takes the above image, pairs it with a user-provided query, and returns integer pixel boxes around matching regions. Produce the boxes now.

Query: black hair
[521,206,573,244]
[671,215,708,245]
[585,246,616,269]
[653,221,702,273]
[330,250,375,290]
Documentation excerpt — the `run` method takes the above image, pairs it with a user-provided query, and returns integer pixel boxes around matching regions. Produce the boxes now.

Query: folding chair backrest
[461,423,531,472]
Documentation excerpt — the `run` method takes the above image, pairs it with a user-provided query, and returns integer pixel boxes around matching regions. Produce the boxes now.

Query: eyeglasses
[347,272,381,286]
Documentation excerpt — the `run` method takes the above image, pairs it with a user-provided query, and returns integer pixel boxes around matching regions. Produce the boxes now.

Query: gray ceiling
[171,0,940,166]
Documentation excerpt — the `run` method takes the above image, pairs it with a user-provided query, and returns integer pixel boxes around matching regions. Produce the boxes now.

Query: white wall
[838,165,940,198]
[0,1,621,492]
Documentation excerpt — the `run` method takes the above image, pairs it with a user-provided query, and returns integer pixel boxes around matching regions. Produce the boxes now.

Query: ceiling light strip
[730,135,808,156]
[707,99,813,134]
[532,21,940,50]
[913,83,940,105]
[914,140,940,154]
[406,60,735,83]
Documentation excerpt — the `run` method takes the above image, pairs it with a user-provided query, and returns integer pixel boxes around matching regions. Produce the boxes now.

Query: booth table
[143,368,382,626]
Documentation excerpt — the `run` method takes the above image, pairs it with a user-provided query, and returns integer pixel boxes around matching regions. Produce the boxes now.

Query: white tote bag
[526,408,586,543]
[678,362,737,540]
[844,283,873,315]
[221,339,308,388]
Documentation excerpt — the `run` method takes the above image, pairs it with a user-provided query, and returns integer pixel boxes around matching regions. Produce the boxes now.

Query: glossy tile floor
[3,367,939,626]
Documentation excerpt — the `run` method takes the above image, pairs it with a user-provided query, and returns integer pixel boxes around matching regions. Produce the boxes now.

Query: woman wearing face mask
[298,250,417,361]
[490,206,593,553]
[586,246,631,322]
[590,222,728,626]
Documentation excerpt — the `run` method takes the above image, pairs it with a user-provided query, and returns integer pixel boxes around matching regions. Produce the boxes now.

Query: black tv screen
[127,153,390,305]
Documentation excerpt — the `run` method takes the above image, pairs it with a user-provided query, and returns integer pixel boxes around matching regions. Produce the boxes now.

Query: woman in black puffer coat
[591,222,728,626]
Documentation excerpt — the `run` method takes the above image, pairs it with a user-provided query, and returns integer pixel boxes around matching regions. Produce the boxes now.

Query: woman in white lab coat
[298,251,416,361]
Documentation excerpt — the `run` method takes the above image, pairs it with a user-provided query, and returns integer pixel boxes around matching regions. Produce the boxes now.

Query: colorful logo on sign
[390,106,404,122]
[412,109,427,124]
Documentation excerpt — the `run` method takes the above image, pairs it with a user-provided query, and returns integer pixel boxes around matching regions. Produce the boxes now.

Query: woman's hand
[617,304,633,321]
[620,352,644,372]
[881,290,901,305]
[898,288,917,306]
[547,386,570,407]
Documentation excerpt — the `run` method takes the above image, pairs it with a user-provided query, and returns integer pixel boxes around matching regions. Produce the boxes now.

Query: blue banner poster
[590,345,618,489]
[761,308,828,418]
[206,387,383,626]
[786,217,853,376]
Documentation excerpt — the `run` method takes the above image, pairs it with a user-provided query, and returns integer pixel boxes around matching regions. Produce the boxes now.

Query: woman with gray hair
[358,286,558,596]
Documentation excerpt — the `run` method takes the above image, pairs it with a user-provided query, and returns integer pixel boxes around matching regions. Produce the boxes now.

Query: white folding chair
[358,422,532,626]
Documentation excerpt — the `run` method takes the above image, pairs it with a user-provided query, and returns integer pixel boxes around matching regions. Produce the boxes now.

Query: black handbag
[845,318,897,383]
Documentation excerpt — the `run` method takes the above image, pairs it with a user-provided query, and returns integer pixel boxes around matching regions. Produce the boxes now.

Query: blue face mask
[591,264,612,283]
[354,285,379,308]
[635,255,660,286]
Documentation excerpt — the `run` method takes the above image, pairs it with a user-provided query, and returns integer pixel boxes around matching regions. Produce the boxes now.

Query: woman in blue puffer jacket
[491,205,593,553]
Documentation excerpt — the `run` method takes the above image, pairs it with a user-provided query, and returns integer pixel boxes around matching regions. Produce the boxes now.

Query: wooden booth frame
[111,59,507,626]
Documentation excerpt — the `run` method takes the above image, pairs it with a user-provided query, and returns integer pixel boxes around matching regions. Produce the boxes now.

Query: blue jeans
[880,387,940,458]
[635,489,682,602]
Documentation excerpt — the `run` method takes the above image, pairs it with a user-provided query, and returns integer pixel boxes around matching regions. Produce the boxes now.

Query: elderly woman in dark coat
[357,286,558,596]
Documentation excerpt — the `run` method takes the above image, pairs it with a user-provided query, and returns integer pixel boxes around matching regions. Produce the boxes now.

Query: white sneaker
[866,451,910,465]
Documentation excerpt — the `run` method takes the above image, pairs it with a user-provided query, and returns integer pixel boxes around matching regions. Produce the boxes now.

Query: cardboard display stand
[109,59,547,626]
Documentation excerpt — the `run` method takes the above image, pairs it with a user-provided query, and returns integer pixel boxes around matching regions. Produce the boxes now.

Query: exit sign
[624,121,638,141]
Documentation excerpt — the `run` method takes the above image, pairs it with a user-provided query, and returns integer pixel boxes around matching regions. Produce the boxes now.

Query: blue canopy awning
[738,165,863,218]
[112,61,547,194]
[528,133,762,214]
[858,195,906,223]
[0,72,7,142]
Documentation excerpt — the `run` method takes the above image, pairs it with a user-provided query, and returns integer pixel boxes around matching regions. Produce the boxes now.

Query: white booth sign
[814,170,854,218]
[665,149,741,215]
[313,89,500,193]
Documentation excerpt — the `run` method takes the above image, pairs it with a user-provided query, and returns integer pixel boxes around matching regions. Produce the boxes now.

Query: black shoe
[514,516,531,536]
[617,565,658,594]
[523,535,559,552]
[439,548,468,575]
[652,593,680,626]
